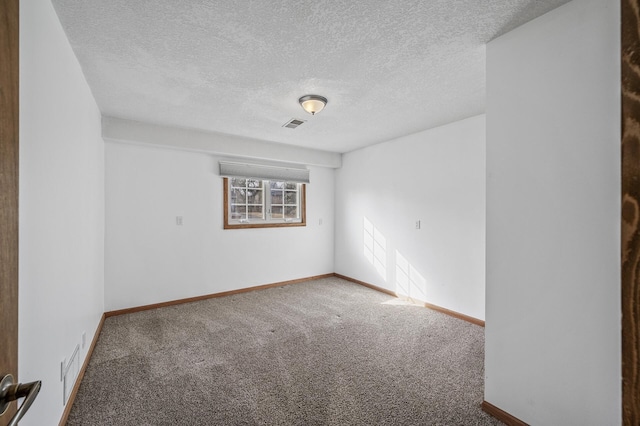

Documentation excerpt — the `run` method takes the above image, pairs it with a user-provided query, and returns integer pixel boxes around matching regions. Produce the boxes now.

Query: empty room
[1,0,634,425]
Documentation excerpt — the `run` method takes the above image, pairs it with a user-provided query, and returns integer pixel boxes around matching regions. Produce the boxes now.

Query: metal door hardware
[0,374,41,426]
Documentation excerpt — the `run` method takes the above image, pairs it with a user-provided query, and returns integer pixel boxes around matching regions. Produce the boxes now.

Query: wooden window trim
[223,177,306,229]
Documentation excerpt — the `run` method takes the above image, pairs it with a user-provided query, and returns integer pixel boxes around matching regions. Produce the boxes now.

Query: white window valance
[219,161,310,183]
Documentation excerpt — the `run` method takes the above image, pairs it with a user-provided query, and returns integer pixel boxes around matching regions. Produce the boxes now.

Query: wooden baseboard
[422,301,485,327]
[334,273,397,297]
[58,313,106,426]
[481,401,528,426]
[104,273,335,317]
[333,273,485,327]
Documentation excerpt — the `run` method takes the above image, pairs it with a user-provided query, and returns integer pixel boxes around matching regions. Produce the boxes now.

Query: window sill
[224,221,306,230]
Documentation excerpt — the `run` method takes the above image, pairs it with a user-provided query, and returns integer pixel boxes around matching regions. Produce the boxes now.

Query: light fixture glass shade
[299,95,327,115]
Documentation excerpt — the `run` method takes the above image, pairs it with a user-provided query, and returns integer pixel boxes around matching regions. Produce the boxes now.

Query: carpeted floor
[67,277,501,425]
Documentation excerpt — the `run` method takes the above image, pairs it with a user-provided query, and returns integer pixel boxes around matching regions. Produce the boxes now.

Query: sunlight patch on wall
[395,250,427,301]
[363,217,387,281]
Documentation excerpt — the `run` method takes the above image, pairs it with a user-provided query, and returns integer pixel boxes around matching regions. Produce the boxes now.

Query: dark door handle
[0,374,41,426]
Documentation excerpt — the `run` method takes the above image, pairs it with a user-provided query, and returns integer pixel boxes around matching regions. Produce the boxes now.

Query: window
[223,177,306,229]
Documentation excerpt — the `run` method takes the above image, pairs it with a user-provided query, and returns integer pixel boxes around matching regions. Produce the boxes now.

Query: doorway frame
[0,0,20,424]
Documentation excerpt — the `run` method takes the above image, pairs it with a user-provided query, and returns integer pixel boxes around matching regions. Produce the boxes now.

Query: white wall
[334,115,486,320]
[485,0,620,424]
[104,142,334,311]
[102,116,342,169]
[19,0,105,425]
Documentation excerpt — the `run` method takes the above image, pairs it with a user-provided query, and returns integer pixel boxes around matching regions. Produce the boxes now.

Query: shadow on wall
[362,216,429,302]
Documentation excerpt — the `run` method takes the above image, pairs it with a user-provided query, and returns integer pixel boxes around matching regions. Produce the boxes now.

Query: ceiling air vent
[282,118,306,129]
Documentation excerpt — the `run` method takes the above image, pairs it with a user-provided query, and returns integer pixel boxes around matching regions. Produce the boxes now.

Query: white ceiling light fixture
[299,95,328,115]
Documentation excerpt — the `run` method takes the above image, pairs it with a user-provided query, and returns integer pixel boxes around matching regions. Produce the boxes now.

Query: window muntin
[224,177,306,229]
[269,181,299,220]
[230,178,264,221]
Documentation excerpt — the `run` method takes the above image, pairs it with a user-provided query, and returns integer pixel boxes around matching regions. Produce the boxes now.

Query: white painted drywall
[102,116,342,169]
[19,0,105,425]
[104,142,334,311]
[334,115,486,320]
[485,0,620,424]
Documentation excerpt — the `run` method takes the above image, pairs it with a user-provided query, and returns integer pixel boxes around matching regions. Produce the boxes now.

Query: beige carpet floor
[67,277,500,425]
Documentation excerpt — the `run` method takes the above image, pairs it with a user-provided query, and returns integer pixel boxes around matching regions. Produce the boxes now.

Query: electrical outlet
[319,218,323,226]
[415,220,421,230]
[176,216,183,226]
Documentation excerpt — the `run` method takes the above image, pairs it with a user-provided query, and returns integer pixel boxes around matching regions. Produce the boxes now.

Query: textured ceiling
[51,0,570,153]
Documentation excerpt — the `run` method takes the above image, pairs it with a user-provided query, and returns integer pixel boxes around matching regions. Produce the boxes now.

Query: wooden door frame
[622,0,640,424]
[0,0,19,424]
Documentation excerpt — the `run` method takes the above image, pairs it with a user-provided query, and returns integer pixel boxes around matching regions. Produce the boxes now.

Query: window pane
[247,188,263,204]
[271,206,283,219]
[285,206,298,218]
[248,205,264,219]
[285,182,297,190]
[285,191,298,204]
[231,188,245,204]
[231,205,246,220]
[271,190,283,204]
[231,178,246,187]
[270,181,285,190]
[248,179,261,188]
